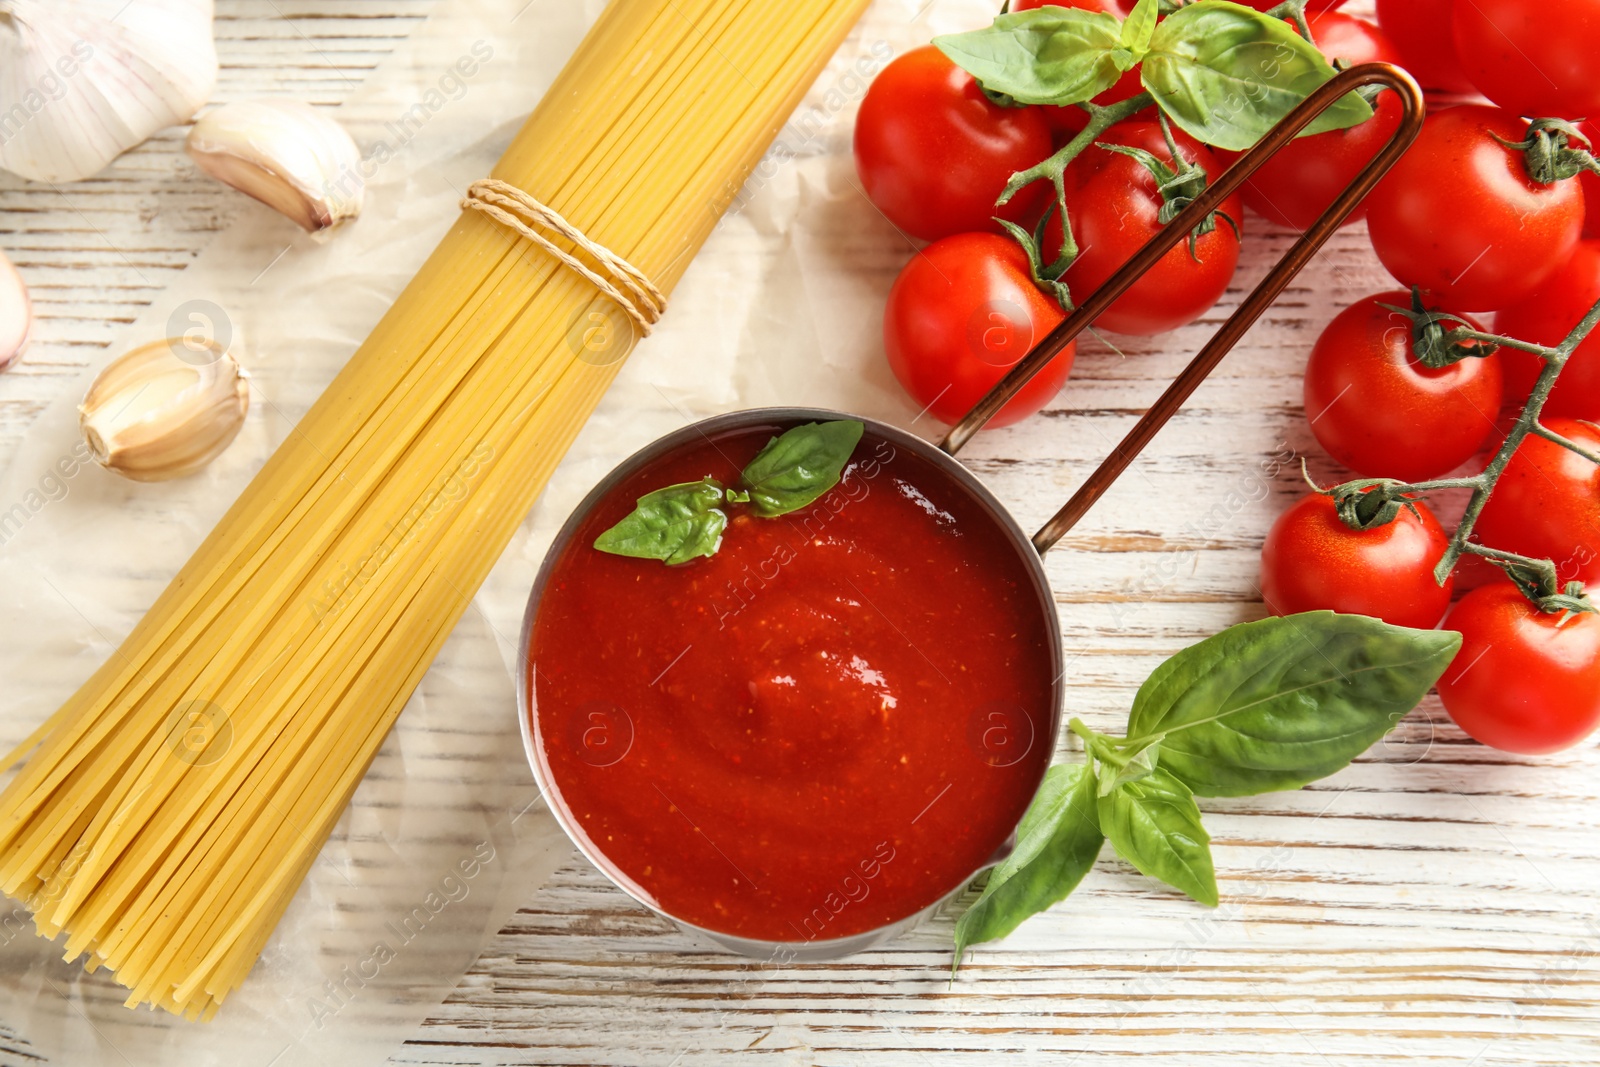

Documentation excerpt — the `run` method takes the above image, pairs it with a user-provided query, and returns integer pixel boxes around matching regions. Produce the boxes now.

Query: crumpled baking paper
[0,0,989,1062]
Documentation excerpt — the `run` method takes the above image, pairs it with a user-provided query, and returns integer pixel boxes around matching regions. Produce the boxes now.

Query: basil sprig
[593,420,864,565]
[954,612,1460,971]
[934,0,1372,152]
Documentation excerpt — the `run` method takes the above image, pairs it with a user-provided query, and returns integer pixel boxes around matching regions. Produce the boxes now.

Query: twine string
[460,178,667,336]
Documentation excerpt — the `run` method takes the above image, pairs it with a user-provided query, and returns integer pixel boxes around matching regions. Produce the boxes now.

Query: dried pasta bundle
[0,0,869,1018]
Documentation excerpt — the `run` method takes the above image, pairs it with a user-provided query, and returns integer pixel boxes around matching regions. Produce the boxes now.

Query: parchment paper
[0,0,993,1062]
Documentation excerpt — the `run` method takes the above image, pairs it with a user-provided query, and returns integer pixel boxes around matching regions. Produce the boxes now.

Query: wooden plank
[0,2,1596,1065]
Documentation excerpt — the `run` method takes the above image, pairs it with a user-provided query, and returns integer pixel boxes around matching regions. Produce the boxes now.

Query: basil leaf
[953,763,1104,972]
[1126,612,1461,797]
[593,478,727,564]
[934,8,1128,107]
[1118,0,1160,60]
[1097,765,1217,907]
[1140,1,1373,152]
[739,420,864,517]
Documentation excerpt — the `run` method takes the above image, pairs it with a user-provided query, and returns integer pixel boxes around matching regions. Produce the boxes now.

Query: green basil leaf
[1097,765,1217,906]
[593,478,727,564]
[739,420,864,517]
[953,762,1104,971]
[934,9,1127,107]
[1127,612,1461,797]
[1140,0,1373,152]
[1118,0,1160,61]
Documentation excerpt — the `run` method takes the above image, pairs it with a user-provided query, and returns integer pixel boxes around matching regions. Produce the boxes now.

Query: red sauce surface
[530,422,1055,943]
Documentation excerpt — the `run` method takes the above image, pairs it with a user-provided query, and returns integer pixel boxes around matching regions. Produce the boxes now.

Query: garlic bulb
[79,337,249,482]
[0,1,217,183]
[186,101,364,232]
[0,248,29,373]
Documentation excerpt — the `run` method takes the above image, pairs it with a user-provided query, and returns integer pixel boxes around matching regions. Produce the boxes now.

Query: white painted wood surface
[1,2,1597,1065]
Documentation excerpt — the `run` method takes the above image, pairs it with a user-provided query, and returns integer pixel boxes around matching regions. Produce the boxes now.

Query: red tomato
[1260,491,1455,629]
[1493,240,1600,421]
[1375,0,1476,94]
[1473,418,1600,589]
[1365,106,1584,312]
[1013,0,1144,136]
[883,232,1074,428]
[1581,121,1600,240]
[1049,121,1243,335]
[854,46,1053,243]
[1299,10,1400,67]
[1303,292,1502,481]
[1438,583,1600,754]
[1453,0,1600,121]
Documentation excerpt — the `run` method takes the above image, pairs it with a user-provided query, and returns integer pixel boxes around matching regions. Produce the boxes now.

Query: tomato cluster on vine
[1258,2,1600,756]
[852,0,1600,755]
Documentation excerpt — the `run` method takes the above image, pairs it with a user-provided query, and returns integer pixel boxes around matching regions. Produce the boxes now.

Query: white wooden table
[2,3,1597,1065]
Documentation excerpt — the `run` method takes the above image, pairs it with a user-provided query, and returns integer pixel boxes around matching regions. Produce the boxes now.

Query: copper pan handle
[937,62,1426,555]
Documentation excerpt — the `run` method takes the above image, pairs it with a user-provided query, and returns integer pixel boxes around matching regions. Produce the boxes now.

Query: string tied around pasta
[461,178,667,336]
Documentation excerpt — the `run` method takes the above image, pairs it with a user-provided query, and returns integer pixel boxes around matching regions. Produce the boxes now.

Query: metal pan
[517,64,1425,961]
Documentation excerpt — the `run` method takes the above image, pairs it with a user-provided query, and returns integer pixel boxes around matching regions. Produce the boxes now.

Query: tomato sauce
[529,421,1055,943]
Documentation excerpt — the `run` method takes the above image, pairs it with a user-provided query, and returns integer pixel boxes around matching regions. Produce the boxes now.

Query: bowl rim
[515,406,1065,959]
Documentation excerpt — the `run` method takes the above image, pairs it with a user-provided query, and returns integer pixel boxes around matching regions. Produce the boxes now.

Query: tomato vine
[1326,290,1600,617]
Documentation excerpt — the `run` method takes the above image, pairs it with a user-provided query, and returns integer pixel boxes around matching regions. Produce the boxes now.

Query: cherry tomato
[1493,240,1600,421]
[1473,418,1600,589]
[1260,491,1455,629]
[1299,10,1400,67]
[1303,292,1502,481]
[1375,0,1476,94]
[854,46,1053,243]
[1048,121,1243,335]
[883,232,1074,427]
[1581,121,1600,240]
[1013,0,1145,136]
[1438,582,1600,754]
[1453,0,1600,121]
[1365,106,1584,312]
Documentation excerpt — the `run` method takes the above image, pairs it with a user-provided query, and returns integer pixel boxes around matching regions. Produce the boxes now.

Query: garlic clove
[0,248,30,373]
[186,101,364,233]
[0,1,217,184]
[79,337,249,482]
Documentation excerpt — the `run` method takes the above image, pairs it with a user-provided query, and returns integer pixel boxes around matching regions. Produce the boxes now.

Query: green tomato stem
[1443,327,1562,359]
[1068,716,1131,770]
[1265,0,1314,43]
[997,91,1156,209]
[1531,423,1600,466]
[1330,297,1600,609]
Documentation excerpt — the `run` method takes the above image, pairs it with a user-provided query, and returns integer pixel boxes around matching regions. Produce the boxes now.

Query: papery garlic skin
[0,248,29,373]
[186,101,364,232]
[79,337,249,482]
[0,0,217,183]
